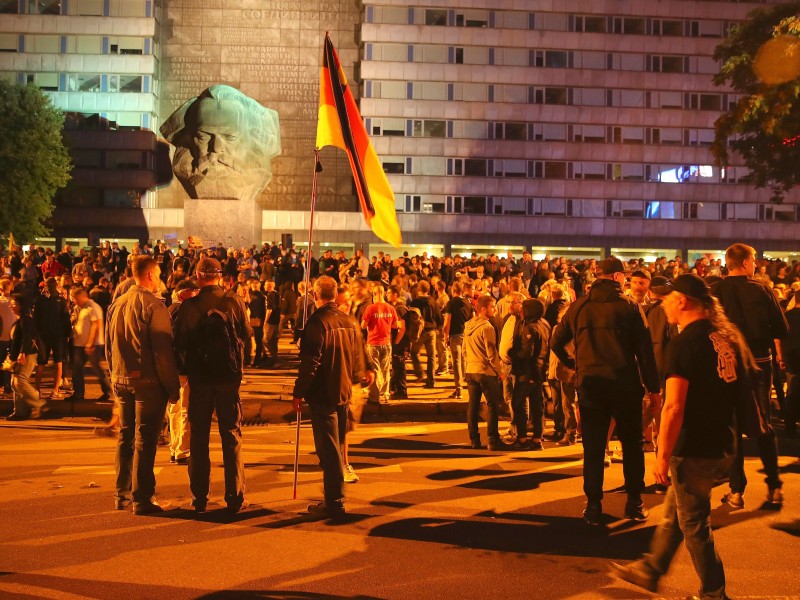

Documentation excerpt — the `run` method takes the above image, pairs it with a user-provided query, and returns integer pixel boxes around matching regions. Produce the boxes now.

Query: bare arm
[654,376,688,486]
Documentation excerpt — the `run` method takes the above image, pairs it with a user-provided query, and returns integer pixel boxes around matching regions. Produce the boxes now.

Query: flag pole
[293,148,321,500]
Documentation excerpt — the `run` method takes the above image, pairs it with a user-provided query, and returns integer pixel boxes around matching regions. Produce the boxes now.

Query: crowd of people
[1,238,798,598]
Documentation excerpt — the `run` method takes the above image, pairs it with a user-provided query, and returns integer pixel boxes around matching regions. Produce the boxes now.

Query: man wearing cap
[172,256,252,513]
[611,274,743,599]
[710,243,786,507]
[552,256,660,526]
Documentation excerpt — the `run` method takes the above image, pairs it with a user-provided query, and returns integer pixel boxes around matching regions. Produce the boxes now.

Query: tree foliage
[712,3,800,203]
[0,81,72,242]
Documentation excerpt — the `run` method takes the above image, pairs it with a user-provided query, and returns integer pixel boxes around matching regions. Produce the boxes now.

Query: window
[372,118,405,137]
[574,162,605,180]
[72,150,102,168]
[532,198,566,215]
[0,0,18,13]
[645,201,678,219]
[652,55,684,73]
[622,18,645,35]
[35,73,58,91]
[382,160,405,174]
[0,33,16,52]
[497,160,526,178]
[76,35,102,54]
[413,120,446,138]
[542,123,566,141]
[654,19,684,37]
[545,51,568,68]
[463,196,487,214]
[425,9,447,26]
[544,87,567,104]
[30,0,61,15]
[418,82,447,100]
[538,12,569,31]
[119,75,143,93]
[75,0,102,15]
[457,10,489,28]
[464,159,486,177]
[499,122,526,141]
[544,162,566,179]
[494,197,527,214]
[575,15,606,33]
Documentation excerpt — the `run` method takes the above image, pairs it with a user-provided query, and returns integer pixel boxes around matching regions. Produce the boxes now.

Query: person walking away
[552,257,660,526]
[410,280,443,388]
[173,257,252,513]
[34,278,71,400]
[386,285,410,399]
[106,256,181,514]
[611,274,745,599]
[442,281,473,398]
[710,243,786,507]
[360,285,399,404]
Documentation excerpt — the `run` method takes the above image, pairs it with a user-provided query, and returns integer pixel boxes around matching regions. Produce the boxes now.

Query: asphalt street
[0,420,798,600]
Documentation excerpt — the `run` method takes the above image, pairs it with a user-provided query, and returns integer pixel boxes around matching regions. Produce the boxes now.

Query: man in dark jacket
[172,257,252,514]
[106,256,181,514]
[710,243,787,507]
[410,280,443,388]
[292,276,372,518]
[784,290,800,437]
[552,256,661,526]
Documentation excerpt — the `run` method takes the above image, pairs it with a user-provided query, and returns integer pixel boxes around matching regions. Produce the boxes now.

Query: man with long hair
[611,274,751,599]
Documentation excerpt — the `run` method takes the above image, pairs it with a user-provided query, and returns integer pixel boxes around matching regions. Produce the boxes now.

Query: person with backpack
[386,285,411,399]
[106,256,181,514]
[33,277,71,400]
[173,257,252,514]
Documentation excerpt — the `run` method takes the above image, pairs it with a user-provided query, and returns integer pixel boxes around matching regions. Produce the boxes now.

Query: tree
[712,3,800,203]
[0,81,72,243]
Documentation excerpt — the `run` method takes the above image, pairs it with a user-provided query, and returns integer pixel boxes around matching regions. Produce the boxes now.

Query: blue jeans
[366,344,392,398]
[309,402,347,507]
[71,345,112,399]
[635,455,733,599]
[12,353,43,415]
[115,380,169,506]
[411,329,436,384]
[448,334,465,390]
[511,376,544,439]
[466,372,503,444]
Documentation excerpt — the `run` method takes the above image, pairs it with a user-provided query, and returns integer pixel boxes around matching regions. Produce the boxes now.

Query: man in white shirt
[0,279,18,397]
[66,287,112,402]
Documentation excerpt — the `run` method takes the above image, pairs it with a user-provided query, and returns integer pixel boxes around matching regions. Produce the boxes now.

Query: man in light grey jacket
[106,256,181,515]
[464,294,509,451]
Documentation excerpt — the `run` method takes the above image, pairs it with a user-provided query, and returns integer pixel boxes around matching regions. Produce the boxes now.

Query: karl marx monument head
[160,85,281,203]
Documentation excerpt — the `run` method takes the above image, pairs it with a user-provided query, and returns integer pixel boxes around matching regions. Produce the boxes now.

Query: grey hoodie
[464,315,502,376]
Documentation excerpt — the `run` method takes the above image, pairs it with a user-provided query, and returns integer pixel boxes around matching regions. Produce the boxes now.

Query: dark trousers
[729,362,782,493]
[390,350,407,395]
[466,372,503,444]
[251,325,264,365]
[411,329,436,384]
[511,377,544,439]
[0,341,11,392]
[188,381,245,507]
[115,381,169,506]
[579,381,644,505]
[309,402,346,507]
[72,345,112,399]
[786,372,799,432]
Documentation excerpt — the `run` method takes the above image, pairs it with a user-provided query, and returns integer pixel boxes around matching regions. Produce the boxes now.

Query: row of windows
[383,159,748,185]
[399,196,798,223]
[368,119,719,147]
[10,72,153,93]
[365,6,735,38]
[58,187,145,208]
[73,148,153,170]
[0,34,155,55]
[364,44,718,74]
[0,0,153,18]
[364,81,737,110]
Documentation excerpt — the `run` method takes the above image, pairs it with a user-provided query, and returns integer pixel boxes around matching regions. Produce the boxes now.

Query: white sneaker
[722,491,744,508]
[343,464,359,484]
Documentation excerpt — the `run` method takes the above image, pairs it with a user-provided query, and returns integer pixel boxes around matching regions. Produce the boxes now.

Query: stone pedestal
[183,198,261,248]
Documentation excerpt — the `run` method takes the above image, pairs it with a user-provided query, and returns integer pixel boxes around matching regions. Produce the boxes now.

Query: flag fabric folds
[317,33,402,248]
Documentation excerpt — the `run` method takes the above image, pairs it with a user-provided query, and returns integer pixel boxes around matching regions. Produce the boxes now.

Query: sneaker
[50,391,64,400]
[307,501,346,518]
[435,368,448,376]
[654,484,668,495]
[609,561,658,593]
[624,501,649,522]
[114,498,131,511]
[93,426,119,438]
[343,464,359,484]
[226,499,249,514]
[192,498,208,513]
[610,450,624,463]
[390,392,408,400]
[557,435,576,446]
[470,440,485,450]
[510,438,533,450]
[449,389,463,398]
[604,452,612,468]
[583,503,603,526]
[488,440,512,451]
[530,440,544,451]
[721,491,744,508]
[643,441,656,453]
[133,501,164,516]
[767,487,784,506]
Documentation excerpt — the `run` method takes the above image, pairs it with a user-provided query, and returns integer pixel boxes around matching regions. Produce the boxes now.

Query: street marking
[279,567,363,589]
[8,521,176,547]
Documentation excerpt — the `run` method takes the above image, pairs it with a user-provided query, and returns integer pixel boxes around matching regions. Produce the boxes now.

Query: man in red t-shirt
[361,285,399,404]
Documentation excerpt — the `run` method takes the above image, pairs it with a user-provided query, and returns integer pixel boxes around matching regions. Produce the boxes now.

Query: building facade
[1,0,798,262]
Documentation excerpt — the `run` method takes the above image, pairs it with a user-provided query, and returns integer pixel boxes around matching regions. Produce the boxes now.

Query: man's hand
[292,397,304,412]
[85,344,94,353]
[653,455,671,487]
[168,395,179,404]
[364,371,376,387]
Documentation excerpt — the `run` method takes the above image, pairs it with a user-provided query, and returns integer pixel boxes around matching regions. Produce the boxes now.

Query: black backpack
[405,306,424,343]
[197,293,243,378]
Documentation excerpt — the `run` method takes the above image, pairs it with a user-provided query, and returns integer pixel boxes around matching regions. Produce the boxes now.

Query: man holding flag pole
[291,33,388,512]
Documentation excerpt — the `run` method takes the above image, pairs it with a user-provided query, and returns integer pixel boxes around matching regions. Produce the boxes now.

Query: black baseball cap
[196,257,222,276]
[650,274,712,304]
[631,269,651,280]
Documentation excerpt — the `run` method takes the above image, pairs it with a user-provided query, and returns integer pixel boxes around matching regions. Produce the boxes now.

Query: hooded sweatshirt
[464,315,502,376]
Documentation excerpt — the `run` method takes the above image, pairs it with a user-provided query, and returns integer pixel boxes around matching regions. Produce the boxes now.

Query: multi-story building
[2,0,798,263]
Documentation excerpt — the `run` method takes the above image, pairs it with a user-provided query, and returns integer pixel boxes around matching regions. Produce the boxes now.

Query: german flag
[317,33,402,248]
